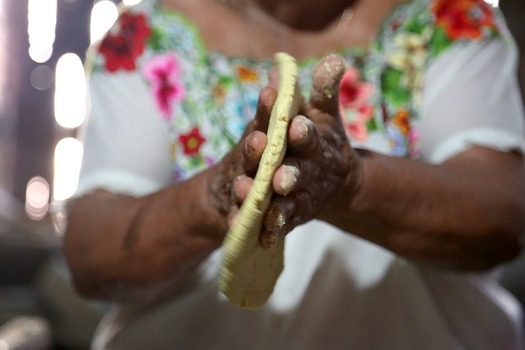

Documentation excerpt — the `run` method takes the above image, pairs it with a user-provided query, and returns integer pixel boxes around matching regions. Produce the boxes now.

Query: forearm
[64,167,227,302]
[322,147,525,270]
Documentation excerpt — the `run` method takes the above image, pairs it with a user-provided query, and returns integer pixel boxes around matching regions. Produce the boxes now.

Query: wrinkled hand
[208,86,277,231]
[233,54,362,248]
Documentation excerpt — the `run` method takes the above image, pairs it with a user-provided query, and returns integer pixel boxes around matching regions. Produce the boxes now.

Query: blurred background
[0,0,523,349]
[0,1,139,348]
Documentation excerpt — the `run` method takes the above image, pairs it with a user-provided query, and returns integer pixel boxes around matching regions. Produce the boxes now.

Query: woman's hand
[230,53,525,271]
[231,54,362,248]
[208,86,278,228]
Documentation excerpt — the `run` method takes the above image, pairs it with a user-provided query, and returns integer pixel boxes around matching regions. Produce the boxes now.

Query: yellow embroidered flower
[387,32,428,71]
[386,29,431,108]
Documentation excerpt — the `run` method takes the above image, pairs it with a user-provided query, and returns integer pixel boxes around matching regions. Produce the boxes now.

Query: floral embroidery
[212,84,227,105]
[179,127,206,156]
[385,108,420,157]
[408,128,420,158]
[386,30,430,109]
[89,0,506,181]
[432,0,496,40]
[374,0,501,158]
[339,67,375,142]
[143,53,185,120]
[98,12,151,72]
[212,76,233,106]
[170,141,177,161]
[393,108,411,135]
[236,66,259,83]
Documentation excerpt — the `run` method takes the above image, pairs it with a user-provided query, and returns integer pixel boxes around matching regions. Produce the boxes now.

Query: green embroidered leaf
[148,27,164,52]
[403,19,426,34]
[488,26,500,38]
[366,116,379,131]
[373,39,383,53]
[218,76,234,89]
[430,27,451,57]
[381,68,410,106]
[189,155,204,167]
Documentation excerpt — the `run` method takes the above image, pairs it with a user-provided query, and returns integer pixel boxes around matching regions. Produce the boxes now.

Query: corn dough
[219,53,302,309]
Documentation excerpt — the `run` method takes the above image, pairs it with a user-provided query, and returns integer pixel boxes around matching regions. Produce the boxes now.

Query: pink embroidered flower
[143,54,185,120]
[408,129,420,158]
[339,67,374,142]
[347,120,369,142]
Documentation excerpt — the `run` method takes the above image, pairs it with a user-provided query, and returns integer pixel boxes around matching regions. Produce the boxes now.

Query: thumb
[309,54,347,116]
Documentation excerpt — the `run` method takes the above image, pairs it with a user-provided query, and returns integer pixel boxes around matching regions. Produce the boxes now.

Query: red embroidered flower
[98,12,151,72]
[432,0,496,40]
[339,68,373,113]
[179,127,206,156]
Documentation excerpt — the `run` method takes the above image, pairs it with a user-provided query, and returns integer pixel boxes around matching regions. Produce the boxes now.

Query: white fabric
[92,223,524,350]
[419,39,525,163]
[77,40,525,195]
[77,18,525,350]
[77,72,172,197]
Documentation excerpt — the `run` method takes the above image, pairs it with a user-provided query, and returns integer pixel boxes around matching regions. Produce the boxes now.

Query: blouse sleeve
[75,71,172,197]
[419,38,525,164]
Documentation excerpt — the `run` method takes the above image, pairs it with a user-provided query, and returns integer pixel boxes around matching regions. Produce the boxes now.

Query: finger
[273,159,321,195]
[259,187,318,249]
[241,86,276,175]
[288,115,321,155]
[309,54,347,116]
[288,115,314,148]
[259,198,296,249]
[232,174,253,204]
[253,86,277,133]
[263,198,296,234]
[268,67,279,91]
[273,164,300,196]
[243,131,267,175]
[259,229,278,249]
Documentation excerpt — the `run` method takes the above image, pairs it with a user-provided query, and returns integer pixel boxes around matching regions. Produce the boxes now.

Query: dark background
[0,0,523,349]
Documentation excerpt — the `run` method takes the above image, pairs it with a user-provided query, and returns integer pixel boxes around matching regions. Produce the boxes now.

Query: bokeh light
[30,65,54,91]
[25,176,50,221]
[90,0,119,45]
[53,138,83,201]
[27,0,57,63]
[54,53,86,129]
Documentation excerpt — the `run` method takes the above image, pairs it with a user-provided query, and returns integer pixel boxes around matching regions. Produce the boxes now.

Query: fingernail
[280,165,299,194]
[297,115,310,143]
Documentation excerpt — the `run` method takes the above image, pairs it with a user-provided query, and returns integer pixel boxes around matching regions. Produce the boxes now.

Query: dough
[219,52,302,309]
